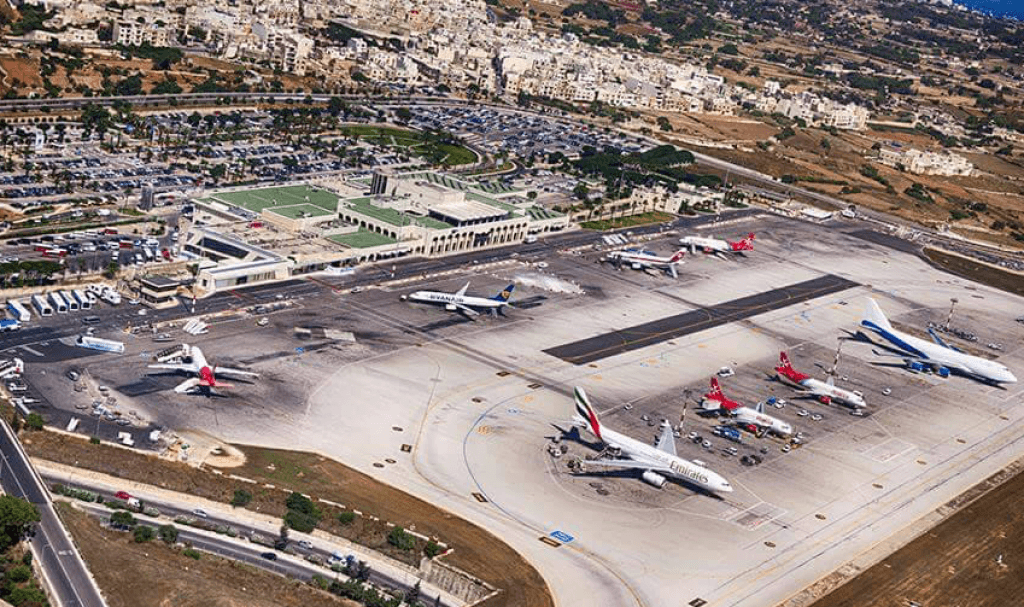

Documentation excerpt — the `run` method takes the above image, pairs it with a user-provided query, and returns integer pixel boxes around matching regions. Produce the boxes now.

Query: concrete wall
[419,557,498,605]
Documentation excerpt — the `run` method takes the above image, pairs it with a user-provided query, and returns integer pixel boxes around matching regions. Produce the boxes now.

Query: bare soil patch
[808,460,1024,607]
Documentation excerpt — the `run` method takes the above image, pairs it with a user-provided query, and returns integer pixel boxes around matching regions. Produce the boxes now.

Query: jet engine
[641,470,667,488]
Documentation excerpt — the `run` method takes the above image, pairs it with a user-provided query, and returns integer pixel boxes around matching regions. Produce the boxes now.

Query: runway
[544,274,859,365]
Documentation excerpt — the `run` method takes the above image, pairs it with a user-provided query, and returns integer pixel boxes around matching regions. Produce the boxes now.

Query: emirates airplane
[604,248,686,277]
[701,377,793,437]
[401,282,515,317]
[148,344,259,394]
[775,351,867,409]
[679,232,755,257]
[571,387,733,493]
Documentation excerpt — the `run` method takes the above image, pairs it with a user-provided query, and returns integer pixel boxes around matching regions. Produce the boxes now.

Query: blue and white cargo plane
[861,298,1016,384]
[571,387,733,493]
[402,282,515,317]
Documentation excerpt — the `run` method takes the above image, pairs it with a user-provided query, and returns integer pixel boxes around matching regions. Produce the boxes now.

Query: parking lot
[402,104,648,159]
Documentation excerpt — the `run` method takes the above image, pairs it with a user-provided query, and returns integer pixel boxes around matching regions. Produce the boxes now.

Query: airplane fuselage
[862,321,1016,384]
[732,406,792,436]
[778,373,866,408]
[595,426,732,493]
[407,291,506,310]
[680,236,730,253]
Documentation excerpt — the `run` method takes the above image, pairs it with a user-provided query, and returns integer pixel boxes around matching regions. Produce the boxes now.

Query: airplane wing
[173,377,201,393]
[655,424,677,457]
[455,304,480,317]
[583,458,672,475]
[148,363,191,372]
[871,349,970,374]
[927,328,962,352]
[213,366,259,378]
[455,282,470,297]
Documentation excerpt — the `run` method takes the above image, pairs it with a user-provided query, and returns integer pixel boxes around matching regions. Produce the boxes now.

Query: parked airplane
[861,298,1017,384]
[701,377,793,436]
[679,232,755,257]
[775,352,867,409]
[571,387,733,493]
[401,282,515,316]
[604,248,686,277]
[147,344,259,394]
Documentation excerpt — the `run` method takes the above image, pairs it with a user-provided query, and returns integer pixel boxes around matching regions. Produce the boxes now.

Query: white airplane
[401,282,515,317]
[147,344,259,394]
[776,351,867,409]
[571,387,733,493]
[861,298,1016,385]
[679,232,755,257]
[701,377,793,437]
[604,248,685,278]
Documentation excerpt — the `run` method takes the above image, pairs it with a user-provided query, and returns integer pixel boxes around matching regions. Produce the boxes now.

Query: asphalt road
[545,274,859,365]
[0,421,107,607]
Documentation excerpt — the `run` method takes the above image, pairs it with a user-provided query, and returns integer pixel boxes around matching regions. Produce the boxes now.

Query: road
[44,474,454,606]
[0,420,106,607]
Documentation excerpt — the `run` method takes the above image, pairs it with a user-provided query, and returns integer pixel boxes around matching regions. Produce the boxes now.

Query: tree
[104,262,118,279]
[0,496,40,552]
[387,526,415,551]
[573,183,590,201]
[275,524,289,551]
[424,540,442,558]
[231,489,252,507]
[284,492,321,533]
[133,525,155,543]
[109,511,136,529]
[158,524,178,544]
[24,414,44,431]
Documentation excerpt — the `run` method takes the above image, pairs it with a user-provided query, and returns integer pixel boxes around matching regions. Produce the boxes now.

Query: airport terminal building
[183,171,570,294]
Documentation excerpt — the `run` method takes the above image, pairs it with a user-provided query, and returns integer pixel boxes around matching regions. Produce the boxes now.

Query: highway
[0,420,106,607]
[44,474,452,606]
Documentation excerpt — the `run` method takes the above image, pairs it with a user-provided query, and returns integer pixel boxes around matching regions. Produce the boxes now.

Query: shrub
[424,540,443,558]
[231,489,252,507]
[284,510,317,533]
[387,526,415,551]
[110,511,136,528]
[90,437,101,445]
[158,524,178,544]
[6,564,31,583]
[182,548,201,560]
[133,526,155,543]
[337,511,356,526]
[24,414,44,431]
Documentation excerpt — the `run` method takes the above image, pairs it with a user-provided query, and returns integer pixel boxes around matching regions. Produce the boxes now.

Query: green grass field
[211,185,339,214]
[264,203,335,219]
[328,228,399,249]
[580,211,676,231]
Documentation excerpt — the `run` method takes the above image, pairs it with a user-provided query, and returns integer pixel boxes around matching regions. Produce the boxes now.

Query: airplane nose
[1002,369,1018,384]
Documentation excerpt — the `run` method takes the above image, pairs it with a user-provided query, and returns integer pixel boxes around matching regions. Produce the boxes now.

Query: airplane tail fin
[669,250,686,263]
[573,387,602,440]
[733,232,757,250]
[707,377,724,399]
[491,284,516,303]
[778,351,793,370]
[862,298,892,332]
